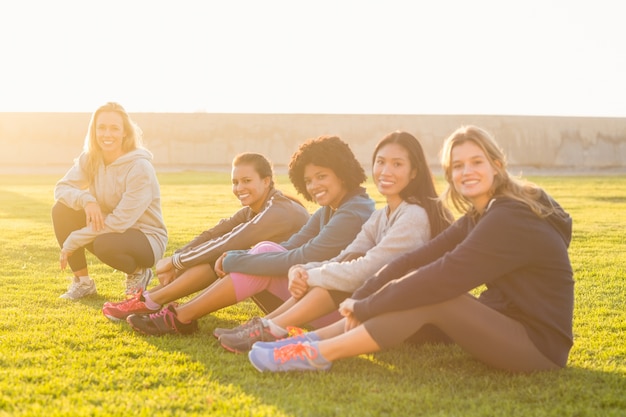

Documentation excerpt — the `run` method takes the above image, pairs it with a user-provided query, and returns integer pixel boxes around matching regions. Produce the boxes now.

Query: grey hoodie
[54,149,167,262]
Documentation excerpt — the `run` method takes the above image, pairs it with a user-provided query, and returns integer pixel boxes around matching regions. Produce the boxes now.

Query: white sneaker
[125,268,153,298]
[60,277,97,300]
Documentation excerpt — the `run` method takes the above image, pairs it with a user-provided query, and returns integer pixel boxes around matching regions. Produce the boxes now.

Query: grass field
[0,172,625,416]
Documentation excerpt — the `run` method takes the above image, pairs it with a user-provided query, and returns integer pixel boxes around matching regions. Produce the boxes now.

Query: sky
[0,0,624,117]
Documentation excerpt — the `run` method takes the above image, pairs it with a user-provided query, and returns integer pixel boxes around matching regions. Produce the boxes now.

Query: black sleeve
[352,203,537,322]
[351,217,468,300]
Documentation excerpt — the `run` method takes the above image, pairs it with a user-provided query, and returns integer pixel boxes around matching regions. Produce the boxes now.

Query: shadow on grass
[592,196,626,203]
[73,294,626,416]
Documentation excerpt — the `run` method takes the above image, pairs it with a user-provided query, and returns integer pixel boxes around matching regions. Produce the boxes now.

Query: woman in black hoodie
[249,125,574,373]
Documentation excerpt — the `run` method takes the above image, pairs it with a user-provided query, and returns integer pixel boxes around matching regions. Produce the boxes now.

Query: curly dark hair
[288,135,367,201]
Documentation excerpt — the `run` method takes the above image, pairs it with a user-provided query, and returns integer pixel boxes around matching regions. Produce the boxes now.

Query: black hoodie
[352,192,574,367]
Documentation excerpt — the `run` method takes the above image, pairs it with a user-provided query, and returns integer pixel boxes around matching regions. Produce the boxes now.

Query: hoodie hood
[105,148,153,167]
[540,191,573,248]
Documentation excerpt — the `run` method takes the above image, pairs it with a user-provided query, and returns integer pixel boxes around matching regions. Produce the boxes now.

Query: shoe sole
[103,309,157,322]
[59,291,97,300]
[219,340,248,354]
[103,312,124,322]
[126,318,158,336]
[247,351,267,373]
[213,329,235,339]
[126,316,182,337]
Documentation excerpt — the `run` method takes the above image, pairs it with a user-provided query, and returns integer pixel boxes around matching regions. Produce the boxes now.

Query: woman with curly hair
[127,135,375,336]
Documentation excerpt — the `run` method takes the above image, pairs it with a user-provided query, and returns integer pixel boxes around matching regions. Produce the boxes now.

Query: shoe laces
[233,317,265,338]
[273,342,319,364]
[285,326,305,338]
[126,273,144,289]
[150,306,179,331]
[238,316,262,332]
[67,278,89,290]
[121,292,145,309]
[66,280,80,291]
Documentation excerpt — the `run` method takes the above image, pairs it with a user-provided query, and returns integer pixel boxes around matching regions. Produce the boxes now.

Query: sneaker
[212,317,263,339]
[253,331,320,350]
[219,320,305,354]
[248,341,332,372]
[59,277,97,300]
[102,291,159,322]
[126,304,197,336]
[125,268,153,298]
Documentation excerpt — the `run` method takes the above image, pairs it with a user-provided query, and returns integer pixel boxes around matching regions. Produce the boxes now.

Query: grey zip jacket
[54,149,168,262]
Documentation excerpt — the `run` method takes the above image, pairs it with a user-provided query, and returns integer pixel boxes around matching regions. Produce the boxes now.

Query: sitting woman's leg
[147,264,217,305]
[173,241,290,323]
[271,287,340,329]
[174,273,240,322]
[264,297,298,319]
[311,317,346,339]
[320,294,559,373]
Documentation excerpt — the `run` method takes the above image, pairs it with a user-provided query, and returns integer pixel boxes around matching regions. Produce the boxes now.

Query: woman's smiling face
[303,163,347,209]
[231,163,271,212]
[95,111,125,163]
[373,142,415,211]
[451,140,498,212]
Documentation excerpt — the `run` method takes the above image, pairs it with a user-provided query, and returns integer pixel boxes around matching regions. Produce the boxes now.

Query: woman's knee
[92,235,115,257]
[230,272,272,301]
[249,241,286,255]
[51,201,84,234]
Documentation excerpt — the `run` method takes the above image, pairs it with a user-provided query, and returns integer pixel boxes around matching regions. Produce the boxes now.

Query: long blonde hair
[83,102,143,183]
[440,125,555,217]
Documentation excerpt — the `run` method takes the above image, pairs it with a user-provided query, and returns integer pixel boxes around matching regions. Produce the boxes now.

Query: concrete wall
[1,112,625,173]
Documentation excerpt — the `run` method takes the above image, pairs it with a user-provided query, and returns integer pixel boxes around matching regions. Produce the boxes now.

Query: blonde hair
[440,125,555,217]
[83,102,143,183]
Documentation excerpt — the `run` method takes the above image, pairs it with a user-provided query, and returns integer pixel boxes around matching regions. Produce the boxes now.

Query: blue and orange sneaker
[252,331,320,350]
[248,341,332,372]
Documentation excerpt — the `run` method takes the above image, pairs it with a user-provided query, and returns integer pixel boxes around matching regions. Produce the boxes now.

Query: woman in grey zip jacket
[52,102,167,300]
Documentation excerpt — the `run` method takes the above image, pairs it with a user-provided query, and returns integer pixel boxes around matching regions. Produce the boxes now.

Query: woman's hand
[84,202,104,232]
[288,266,309,300]
[339,298,361,331]
[214,252,227,278]
[155,257,176,286]
[344,314,361,332]
[339,298,356,317]
[59,249,73,270]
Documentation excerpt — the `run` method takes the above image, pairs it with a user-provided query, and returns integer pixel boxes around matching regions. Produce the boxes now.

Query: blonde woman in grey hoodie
[52,102,167,300]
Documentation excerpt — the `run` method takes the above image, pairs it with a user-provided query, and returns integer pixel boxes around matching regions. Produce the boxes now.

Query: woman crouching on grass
[249,125,574,373]
[52,102,168,300]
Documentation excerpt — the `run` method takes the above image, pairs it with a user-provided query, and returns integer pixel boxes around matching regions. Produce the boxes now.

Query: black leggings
[52,201,155,274]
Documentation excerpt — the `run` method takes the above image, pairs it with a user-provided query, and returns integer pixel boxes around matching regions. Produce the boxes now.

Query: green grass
[0,172,625,416]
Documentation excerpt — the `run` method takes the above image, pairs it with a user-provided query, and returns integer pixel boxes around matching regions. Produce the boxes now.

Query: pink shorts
[230,241,342,329]
[230,241,291,303]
